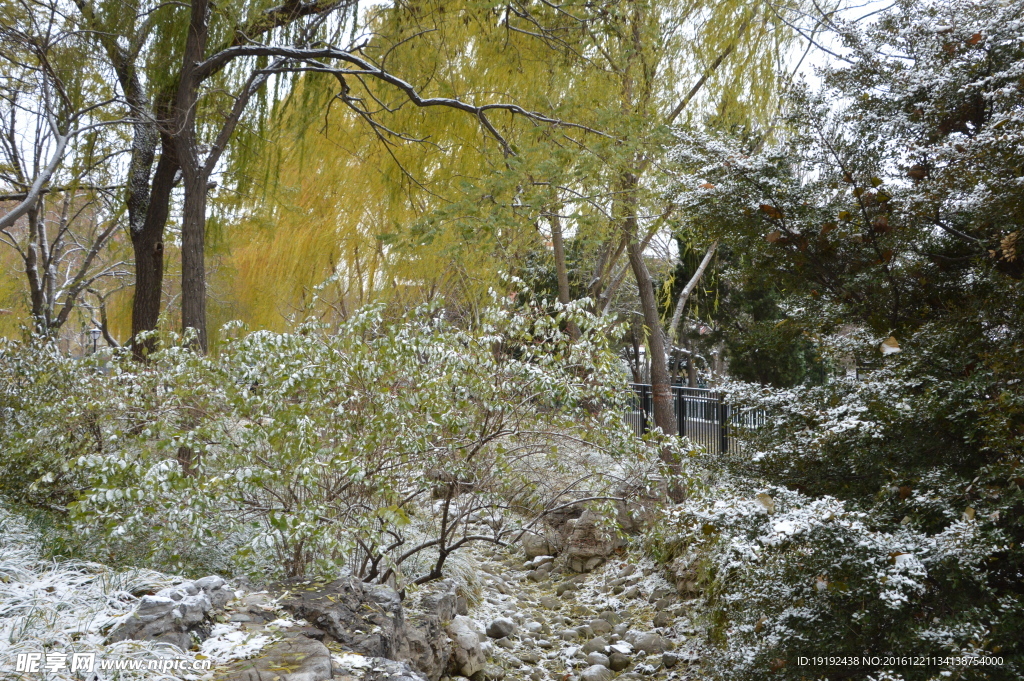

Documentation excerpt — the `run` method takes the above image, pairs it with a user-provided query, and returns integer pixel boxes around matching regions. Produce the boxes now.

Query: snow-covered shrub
[663,0,1024,675]
[651,483,1018,680]
[3,295,670,584]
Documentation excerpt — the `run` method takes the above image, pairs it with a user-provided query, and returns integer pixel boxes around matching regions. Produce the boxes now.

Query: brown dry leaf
[759,204,784,220]
[765,230,782,243]
[880,336,901,355]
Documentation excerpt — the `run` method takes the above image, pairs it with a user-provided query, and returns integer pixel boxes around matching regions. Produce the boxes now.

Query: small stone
[575,625,594,639]
[520,650,542,664]
[580,664,614,681]
[530,670,545,681]
[654,598,672,610]
[537,639,554,648]
[586,652,610,668]
[495,637,515,649]
[652,612,674,629]
[229,613,251,622]
[584,557,604,572]
[618,564,636,577]
[612,623,629,636]
[589,619,613,635]
[539,596,561,610]
[556,582,577,597]
[524,621,544,633]
[661,652,678,668]
[486,618,517,639]
[621,586,640,599]
[559,629,579,641]
[582,636,608,654]
[609,652,630,671]
[612,585,624,595]
[598,611,622,625]
[635,663,657,675]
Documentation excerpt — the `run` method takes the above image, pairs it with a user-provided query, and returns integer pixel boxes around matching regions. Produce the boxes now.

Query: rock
[300,627,327,641]
[579,665,614,681]
[652,611,674,629]
[336,656,429,681]
[621,586,640,600]
[612,623,629,637]
[563,511,625,573]
[624,631,668,655]
[218,634,332,681]
[536,639,553,648]
[608,652,630,671]
[586,652,610,668]
[404,579,460,680]
[520,650,541,664]
[280,577,405,660]
[581,636,608,654]
[559,629,579,641]
[609,642,632,656]
[477,664,505,681]
[485,618,516,639]
[588,619,612,635]
[661,652,678,668]
[539,596,561,609]
[613,481,666,534]
[108,576,232,649]
[598,611,622,625]
[521,531,553,559]
[556,583,577,597]
[494,637,514,650]
[448,616,487,678]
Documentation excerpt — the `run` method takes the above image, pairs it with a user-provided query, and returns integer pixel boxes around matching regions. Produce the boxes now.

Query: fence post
[719,400,730,454]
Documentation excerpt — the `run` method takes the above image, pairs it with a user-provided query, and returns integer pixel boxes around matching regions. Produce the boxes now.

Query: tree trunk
[178,171,208,351]
[173,0,212,352]
[549,212,580,340]
[620,174,676,437]
[130,138,177,358]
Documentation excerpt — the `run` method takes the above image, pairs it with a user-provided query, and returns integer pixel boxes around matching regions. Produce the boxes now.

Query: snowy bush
[1,295,670,585]
[663,0,1024,676]
[651,483,1018,680]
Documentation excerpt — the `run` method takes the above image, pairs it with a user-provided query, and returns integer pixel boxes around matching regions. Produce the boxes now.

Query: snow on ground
[0,507,274,680]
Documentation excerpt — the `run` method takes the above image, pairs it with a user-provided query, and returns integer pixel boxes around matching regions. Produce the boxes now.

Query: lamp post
[88,328,101,354]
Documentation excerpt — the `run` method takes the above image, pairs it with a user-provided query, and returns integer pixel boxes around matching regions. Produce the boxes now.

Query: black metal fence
[625,383,764,454]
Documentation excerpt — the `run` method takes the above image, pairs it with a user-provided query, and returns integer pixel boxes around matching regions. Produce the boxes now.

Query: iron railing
[625,383,764,454]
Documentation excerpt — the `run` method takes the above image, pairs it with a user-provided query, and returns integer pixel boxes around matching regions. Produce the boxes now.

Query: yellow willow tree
[218,0,816,408]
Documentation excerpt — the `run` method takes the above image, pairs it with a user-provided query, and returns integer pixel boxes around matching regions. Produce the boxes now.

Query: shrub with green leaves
[3,296,667,584]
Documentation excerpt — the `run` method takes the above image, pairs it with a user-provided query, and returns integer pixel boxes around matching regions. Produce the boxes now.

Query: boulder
[280,577,405,660]
[447,616,486,678]
[586,652,610,668]
[218,635,332,681]
[403,580,459,680]
[109,576,232,649]
[521,531,553,559]
[563,511,625,573]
